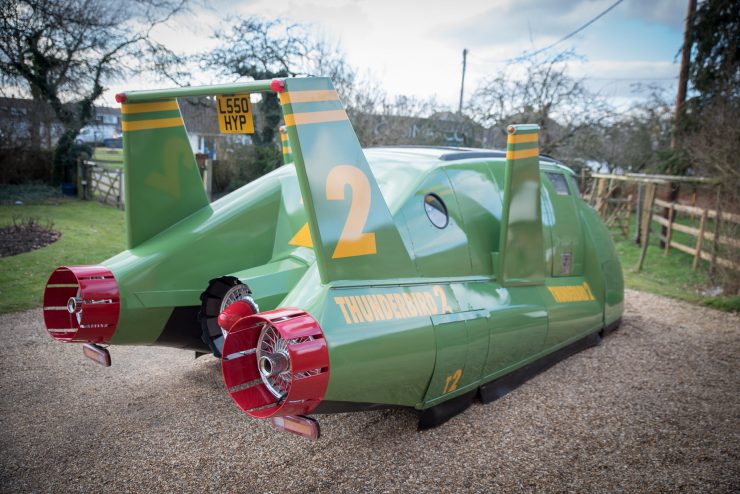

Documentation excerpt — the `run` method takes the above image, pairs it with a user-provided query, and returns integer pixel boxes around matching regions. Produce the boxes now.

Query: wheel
[199,277,258,357]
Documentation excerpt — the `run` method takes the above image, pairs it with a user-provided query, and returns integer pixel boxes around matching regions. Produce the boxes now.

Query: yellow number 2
[443,368,463,394]
[326,165,377,259]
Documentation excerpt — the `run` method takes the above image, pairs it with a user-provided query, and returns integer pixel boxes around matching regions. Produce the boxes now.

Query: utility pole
[458,48,468,113]
[661,0,696,247]
[672,0,697,150]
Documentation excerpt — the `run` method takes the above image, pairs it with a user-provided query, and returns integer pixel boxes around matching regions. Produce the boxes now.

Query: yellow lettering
[326,165,377,259]
[386,294,402,319]
[392,294,409,318]
[434,285,452,314]
[422,292,439,315]
[402,293,418,317]
[413,293,430,316]
[345,296,365,323]
[357,296,374,322]
[377,294,394,320]
[334,297,352,324]
[367,295,385,321]
[443,369,463,393]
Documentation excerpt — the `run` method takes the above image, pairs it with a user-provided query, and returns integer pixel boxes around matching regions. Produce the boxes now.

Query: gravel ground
[1,289,738,493]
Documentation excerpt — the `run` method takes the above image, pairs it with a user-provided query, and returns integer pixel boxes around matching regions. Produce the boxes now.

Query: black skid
[479,330,602,404]
[418,390,478,430]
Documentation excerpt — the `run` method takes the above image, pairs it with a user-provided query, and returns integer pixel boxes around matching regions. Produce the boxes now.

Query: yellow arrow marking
[288,223,313,248]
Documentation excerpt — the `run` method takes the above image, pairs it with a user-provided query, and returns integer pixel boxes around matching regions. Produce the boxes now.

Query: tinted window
[424,193,449,228]
[545,172,570,195]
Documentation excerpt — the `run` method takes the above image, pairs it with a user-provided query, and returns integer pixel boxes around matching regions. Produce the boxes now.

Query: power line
[472,0,625,65]
[587,77,677,81]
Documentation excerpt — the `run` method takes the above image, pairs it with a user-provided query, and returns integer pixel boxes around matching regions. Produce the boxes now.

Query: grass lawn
[0,199,125,314]
[612,218,739,312]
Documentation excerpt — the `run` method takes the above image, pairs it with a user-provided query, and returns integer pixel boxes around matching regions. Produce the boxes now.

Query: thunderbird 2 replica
[43,77,623,439]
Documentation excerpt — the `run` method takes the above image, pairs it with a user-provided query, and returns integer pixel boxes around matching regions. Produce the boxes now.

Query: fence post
[693,208,709,270]
[203,159,213,202]
[116,170,122,209]
[86,163,93,201]
[664,202,675,256]
[594,178,607,217]
[636,183,657,272]
[76,158,83,199]
[624,194,633,237]
[635,183,644,245]
[580,168,586,193]
[710,185,722,274]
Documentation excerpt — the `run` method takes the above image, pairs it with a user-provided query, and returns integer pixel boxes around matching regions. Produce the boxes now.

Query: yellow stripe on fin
[122,117,183,132]
[122,101,179,114]
[281,90,340,104]
[508,133,539,144]
[506,147,540,160]
[284,109,348,127]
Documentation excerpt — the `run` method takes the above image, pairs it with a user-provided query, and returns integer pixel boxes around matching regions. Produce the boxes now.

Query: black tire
[199,277,257,357]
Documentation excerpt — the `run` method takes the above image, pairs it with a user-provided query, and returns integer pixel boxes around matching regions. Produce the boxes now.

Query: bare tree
[342,75,474,148]
[0,0,188,182]
[467,51,613,157]
[586,86,674,173]
[202,18,355,148]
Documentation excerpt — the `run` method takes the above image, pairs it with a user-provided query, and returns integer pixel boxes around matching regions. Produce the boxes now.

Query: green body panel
[398,170,473,277]
[90,78,624,412]
[479,285,548,379]
[445,164,503,275]
[578,199,625,326]
[541,171,585,277]
[228,252,313,311]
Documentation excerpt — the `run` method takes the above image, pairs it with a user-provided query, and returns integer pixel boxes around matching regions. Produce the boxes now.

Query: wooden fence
[77,148,125,208]
[77,148,215,208]
[582,172,739,272]
[653,198,740,271]
[583,175,634,238]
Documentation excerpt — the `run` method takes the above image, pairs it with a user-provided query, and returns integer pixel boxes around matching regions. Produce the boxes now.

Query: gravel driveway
[1,289,738,493]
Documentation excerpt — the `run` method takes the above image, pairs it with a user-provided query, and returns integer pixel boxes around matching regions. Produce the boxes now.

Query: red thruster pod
[220,305,330,419]
[43,265,120,344]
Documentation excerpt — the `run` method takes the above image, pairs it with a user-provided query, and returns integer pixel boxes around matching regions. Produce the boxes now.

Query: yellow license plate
[216,94,254,134]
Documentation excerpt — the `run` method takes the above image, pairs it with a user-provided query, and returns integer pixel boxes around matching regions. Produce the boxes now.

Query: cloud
[438,0,683,50]
[620,0,686,27]
[438,0,607,48]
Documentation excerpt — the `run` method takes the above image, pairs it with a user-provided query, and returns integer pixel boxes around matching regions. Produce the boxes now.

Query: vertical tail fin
[278,77,415,283]
[120,99,208,248]
[498,124,545,286]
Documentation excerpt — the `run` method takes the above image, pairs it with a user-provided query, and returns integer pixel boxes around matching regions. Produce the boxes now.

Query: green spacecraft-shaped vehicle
[43,77,623,438]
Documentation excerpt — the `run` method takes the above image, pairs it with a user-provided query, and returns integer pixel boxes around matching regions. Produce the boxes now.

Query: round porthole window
[424,193,449,229]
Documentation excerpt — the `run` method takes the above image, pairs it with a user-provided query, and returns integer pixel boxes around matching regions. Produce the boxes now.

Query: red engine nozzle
[221,307,329,418]
[42,266,120,344]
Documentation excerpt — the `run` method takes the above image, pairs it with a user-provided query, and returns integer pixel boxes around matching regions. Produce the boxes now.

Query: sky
[105,0,688,110]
